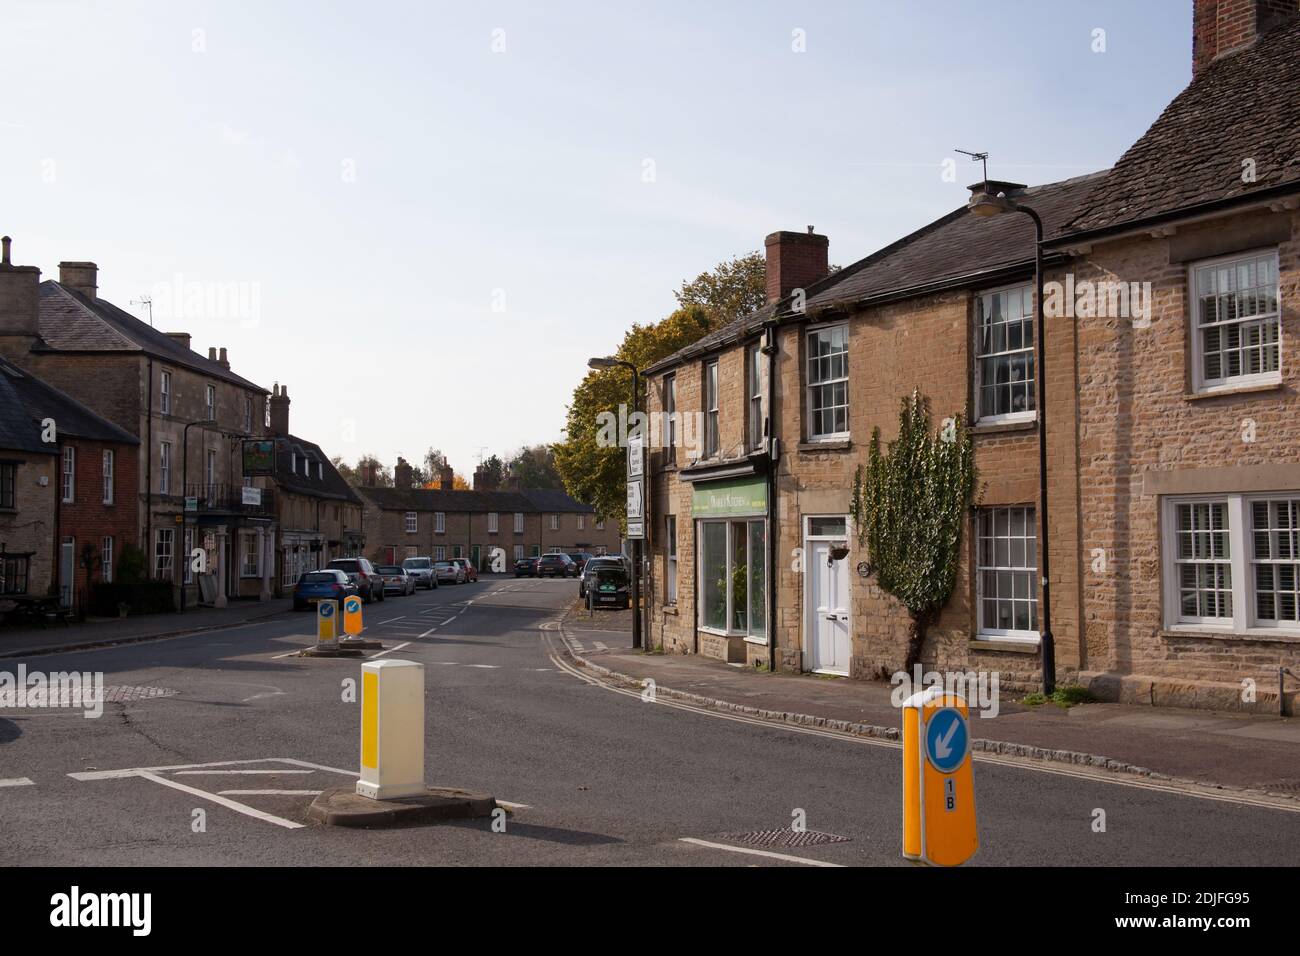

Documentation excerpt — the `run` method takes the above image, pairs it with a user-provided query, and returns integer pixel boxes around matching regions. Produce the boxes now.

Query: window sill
[798,439,852,453]
[662,604,679,616]
[1161,627,1300,645]
[971,417,1037,436]
[743,635,771,646]
[1184,380,1284,402]
[969,637,1040,654]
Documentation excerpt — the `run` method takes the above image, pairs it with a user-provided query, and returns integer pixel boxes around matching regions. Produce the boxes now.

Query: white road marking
[270,649,303,659]
[495,800,530,810]
[369,642,411,659]
[678,837,844,867]
[175,769,313,776]
[594,641,608,652]
[464,664,499,669]
[218,789,324,796]
[134,771,304,829]
[376,616,406,624]
[0,777,35,788]
[71,756,358,781]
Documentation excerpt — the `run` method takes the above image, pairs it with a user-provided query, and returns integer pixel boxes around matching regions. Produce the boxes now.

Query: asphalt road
[2,577,1298,867]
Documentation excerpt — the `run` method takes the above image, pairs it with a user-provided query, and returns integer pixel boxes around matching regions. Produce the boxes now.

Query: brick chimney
[473,464,500,492]
[439,463,454,489]
[1193,0,1298,75]
[166,332,192,352]
[269,383,290,436]
[394,457,414,489]
[58,261,98,300]
[360,460,378,486]
[217,346,230,370]
[764,227,829,304]
[0,237,42,342]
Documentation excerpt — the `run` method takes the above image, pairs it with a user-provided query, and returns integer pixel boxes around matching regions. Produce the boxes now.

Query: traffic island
[308,786,497,828]
[339,637,383,651]
[299,646,365,658]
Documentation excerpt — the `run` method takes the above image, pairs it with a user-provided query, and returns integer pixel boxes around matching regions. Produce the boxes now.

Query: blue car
[293,569,359,611]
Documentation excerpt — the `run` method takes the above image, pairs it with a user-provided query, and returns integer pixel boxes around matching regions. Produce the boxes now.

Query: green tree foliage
[851,391,978,672]
[674,251,767,324]
[555,304,713,524]
[506,444,562,489]
[478,454,506,488]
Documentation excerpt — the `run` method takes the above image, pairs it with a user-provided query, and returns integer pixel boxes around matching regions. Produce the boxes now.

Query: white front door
[808,538,851,675]
[59,537,75,607]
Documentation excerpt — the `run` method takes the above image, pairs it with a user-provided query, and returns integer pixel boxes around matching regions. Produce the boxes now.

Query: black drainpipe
[762,322,779,673]
[145,356,153,562]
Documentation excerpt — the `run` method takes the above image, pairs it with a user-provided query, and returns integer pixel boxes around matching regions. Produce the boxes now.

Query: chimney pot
[58,261,98,300]
[208,347,218,361]
[1,237,10,266]
[218,346,230,370]
[269,382,291,435]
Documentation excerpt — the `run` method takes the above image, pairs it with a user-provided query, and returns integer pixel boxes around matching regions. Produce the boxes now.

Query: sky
[0,0,1191,476]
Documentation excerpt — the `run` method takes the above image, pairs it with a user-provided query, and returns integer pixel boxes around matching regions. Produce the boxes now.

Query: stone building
[641,0,1300,711]
[265,384,365,592]
[0,349,57,603]
[0,242,275,607]
[357,462,619,569]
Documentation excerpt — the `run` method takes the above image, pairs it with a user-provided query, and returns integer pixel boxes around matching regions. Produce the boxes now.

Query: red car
[450,558,478,582]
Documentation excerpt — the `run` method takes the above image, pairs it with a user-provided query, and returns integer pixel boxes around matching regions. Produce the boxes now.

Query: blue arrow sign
[319,603,334,617]
[345,598,360,612]
[925,707,968,774]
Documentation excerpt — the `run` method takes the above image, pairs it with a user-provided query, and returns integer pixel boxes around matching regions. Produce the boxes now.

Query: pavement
[561,602,1300,798]
[0,597,294,659]
[4,577,1300,866]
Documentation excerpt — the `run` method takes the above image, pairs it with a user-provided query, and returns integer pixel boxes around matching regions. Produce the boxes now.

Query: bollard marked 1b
[357,659,426,800]
[316,599,338,650]
[342,594,364,636]
[902,687,978,866]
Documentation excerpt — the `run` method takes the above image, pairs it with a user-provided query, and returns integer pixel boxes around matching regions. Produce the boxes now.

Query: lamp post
[589,355,644,651]
[967,182,1056,694]
[178,419,206,614]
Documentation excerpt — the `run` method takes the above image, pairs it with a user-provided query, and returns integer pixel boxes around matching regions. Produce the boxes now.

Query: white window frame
[666,514,678,604]
[747,343,764,451]
[160,370,171,414]
[697,517,767,641]
[974,283,1037,424]
[703,360,720,457]
[159,441,172,495]
[488,512,499,533]
[514,512,524,533]
[155,528,174,580]
[664,373,678,463]
[1189,248,1282,394]
[435,546,446,561]
[514,545,524,560]
[805,323,849,441]
[550,514,559,531]
[596,517,605,531]
[975,505,1040,643]
[1161,492,1300,636]
[102,449,114,504]
[183,528,195,584]
[244,396,253,433]
[61,446,75,503]
[101,536,113,583]
[240,532,260,578]
[205,384,216,421]
[435,512,445,534]
[578,514,585,530]
[405,511,418,534]
[205,449,217,502]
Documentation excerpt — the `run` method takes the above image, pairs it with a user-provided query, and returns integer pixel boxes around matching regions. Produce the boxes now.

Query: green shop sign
[692,476,767,518]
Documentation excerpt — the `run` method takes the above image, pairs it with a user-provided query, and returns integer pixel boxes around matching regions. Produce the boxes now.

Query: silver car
[433,560,465,584]
[401,556,439,590]
[375,565,416,596]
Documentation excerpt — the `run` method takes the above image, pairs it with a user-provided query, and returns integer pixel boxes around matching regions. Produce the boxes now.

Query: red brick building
[1,356,139,611]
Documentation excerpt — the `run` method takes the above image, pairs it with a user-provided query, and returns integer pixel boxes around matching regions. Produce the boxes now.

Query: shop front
[690,474,768,664]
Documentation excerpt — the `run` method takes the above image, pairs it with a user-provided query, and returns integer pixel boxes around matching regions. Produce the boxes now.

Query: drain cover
[1259,781,1300,793]
[720,828,850,849]
[100,686,178,703]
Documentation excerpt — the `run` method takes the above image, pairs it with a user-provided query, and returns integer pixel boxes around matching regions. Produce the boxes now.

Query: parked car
[292,569,359,611]
[579,556,626,598]
[326,557,386,604]
[450,558,478,583]
[375,565,416,596]
[566,551,594,575]
[513,556,539,577]
[536,553,577,578]
[401,556,439,590]
[433,560,465,584]
[586,564,630,609]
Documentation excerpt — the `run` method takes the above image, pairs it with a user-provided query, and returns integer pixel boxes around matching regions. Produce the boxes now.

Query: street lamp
[588,355,644,651]
[966,181,1057,695]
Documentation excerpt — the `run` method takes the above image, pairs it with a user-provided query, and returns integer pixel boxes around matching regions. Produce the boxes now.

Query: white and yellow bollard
[356,659,426,800]
[902,686,978,866]
[342,594,364,637]
[316,600,339,651]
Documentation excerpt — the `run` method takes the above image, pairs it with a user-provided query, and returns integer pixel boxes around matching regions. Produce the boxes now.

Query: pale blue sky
[0,0,1190,475]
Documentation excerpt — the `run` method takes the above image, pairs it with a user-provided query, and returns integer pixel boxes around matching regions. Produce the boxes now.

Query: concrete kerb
[553,616,1300,807]
[308,786,497,828]
[0,606,294,660]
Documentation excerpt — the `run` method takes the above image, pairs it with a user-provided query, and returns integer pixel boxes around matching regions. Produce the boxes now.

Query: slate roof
[647,172,1105,375]
[1064,15,1300,236]
[0,357,137,449]
[359,485,596,514]
[274,434,362,504]
[33,281,268,392]
[0,366,53,456]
